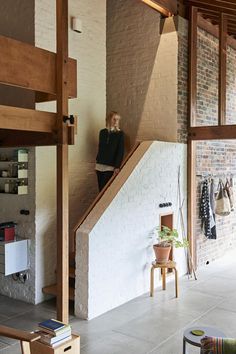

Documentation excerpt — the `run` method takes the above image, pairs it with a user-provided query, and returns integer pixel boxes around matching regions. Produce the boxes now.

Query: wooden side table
[150,260,178,298]
[30,334,80,354]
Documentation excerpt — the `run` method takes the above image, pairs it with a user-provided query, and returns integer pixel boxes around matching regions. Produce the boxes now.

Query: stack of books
[36,319,72,348]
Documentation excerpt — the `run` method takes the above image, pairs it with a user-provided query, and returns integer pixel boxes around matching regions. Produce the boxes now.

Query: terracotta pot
[153,244,171,263]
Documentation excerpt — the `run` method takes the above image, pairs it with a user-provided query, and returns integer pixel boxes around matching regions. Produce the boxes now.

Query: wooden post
[187,6,198,268]
[56,0,69,323]
[188,6,198,128]
[187,140,196,268]
[219,12,227,126]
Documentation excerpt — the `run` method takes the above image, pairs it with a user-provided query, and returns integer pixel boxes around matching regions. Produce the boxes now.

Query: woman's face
[110,114,120,128]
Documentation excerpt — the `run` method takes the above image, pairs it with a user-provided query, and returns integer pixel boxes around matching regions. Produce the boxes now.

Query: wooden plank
[56,0,69,324]
[43,284,74,301]
[188,6,198,128]
[141,0,176,16]
[0,325,40,342]
[188,125,236,140]
[0,35,76,97]
[187,140,197,270]
[219,13,227,126]
[0,105,57,133]
[0,130,56,147]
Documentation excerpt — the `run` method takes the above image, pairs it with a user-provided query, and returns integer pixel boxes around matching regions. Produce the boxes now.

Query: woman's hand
[114,168,120,176]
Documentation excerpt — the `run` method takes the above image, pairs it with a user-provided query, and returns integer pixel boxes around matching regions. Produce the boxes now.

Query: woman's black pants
[96,171,114,192]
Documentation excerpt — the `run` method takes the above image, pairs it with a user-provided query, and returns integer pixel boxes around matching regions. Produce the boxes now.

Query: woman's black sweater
[96,129,124,168]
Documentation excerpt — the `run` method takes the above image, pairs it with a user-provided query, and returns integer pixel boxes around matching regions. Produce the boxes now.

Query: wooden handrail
[73,142,141,238]
[0,325,40,342]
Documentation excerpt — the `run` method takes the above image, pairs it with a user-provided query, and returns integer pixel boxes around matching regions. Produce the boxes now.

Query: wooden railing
[72,141,141,244]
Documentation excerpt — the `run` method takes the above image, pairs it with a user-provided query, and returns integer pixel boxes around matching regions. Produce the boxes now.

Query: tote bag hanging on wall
[225,178,234,211]
[215,180,231,216]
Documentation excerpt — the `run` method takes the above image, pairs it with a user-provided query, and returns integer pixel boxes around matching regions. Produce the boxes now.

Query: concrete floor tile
[148,330,200,354]
[80,331,155,354]
[113,307,194,345]
[0,295,34,319]
[189,275,236,297]
[0,343,21,353]
[163,289,223,317]
[192,307,236,338]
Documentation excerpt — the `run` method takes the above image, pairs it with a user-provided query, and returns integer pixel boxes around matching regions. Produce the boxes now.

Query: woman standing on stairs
[96,111,124,192]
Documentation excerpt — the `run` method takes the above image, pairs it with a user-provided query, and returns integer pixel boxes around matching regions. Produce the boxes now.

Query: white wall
[75,142,187,319]
[34,0,106,303]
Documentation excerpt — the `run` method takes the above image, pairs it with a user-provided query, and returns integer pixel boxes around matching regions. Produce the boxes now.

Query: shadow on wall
[107,0,161,150]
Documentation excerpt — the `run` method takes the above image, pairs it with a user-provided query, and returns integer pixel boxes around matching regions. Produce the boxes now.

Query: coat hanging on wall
[199,179,216,239]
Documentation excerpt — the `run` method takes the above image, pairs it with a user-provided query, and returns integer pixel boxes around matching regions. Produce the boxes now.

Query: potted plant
[153,226,189,263]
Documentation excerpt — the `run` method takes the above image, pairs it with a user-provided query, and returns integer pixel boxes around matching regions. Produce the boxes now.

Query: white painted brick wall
[75,141,187,319]
[35,0,106,302]
[107,1,178,147]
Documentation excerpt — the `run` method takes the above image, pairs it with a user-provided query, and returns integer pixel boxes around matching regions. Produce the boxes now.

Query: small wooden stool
[150,260,178,298]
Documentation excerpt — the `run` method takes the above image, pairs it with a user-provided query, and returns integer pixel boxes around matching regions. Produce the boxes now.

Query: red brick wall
[178,18,236,267]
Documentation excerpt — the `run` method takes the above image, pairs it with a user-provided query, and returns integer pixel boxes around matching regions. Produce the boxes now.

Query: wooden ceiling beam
[188,125,236,140]
[188,0,236,12]
[198,14,236,48]
[141,0,176,16]
[188,1,236,16]
[0,105,57,133]
[0,35,77,98]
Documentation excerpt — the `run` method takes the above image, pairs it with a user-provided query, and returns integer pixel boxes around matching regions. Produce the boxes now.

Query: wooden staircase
[42,143,141,304]
[43,255,75,301]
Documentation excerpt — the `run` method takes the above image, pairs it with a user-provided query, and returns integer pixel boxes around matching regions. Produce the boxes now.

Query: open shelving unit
[0,149,28,194]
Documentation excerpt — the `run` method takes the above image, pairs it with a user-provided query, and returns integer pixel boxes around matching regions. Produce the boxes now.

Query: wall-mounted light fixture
[141,0,173,17]
[71,17,82,33]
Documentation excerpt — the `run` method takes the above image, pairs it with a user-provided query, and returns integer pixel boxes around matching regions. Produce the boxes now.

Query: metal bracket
[63,115,75,125]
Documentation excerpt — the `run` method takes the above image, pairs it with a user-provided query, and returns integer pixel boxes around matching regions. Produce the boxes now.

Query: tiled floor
[1,250,236,353]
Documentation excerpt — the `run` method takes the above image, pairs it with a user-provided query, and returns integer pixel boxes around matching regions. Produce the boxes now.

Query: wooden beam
[187,140,197,269]
[141,0,176,16]
[0,35,76,97]
[0,130,57,147]
[219,13,227,126]
[188,125,236,140]
[189,0,236,13]
[198,14,236,50]
[56,0,69,324]
[188,1,236,16]
[188,6,198,127]
[0,105,57,133]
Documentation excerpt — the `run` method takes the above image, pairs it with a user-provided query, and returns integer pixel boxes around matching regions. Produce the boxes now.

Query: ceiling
[182,0,236,38]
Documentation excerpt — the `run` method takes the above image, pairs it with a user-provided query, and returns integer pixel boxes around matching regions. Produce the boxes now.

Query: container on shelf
[4,180,10,193]
[14,149,28,163]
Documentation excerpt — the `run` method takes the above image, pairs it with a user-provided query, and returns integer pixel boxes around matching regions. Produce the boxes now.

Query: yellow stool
[150,260,178,298]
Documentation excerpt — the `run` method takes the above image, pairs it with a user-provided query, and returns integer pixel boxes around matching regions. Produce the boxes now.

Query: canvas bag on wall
[225,178,234,211]
[215,180,231,216]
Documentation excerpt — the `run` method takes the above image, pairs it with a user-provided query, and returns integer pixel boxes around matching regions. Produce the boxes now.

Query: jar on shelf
[4,180,10,193]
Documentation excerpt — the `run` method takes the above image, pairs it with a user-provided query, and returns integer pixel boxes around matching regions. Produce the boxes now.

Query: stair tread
[43,284,74,301]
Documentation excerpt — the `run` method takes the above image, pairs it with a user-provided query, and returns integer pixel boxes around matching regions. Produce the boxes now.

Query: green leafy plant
[155,226,189,248]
